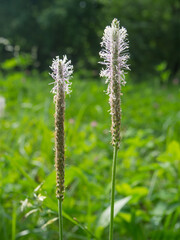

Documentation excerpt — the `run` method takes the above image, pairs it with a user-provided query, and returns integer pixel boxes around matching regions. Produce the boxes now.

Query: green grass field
[0,72,180,239]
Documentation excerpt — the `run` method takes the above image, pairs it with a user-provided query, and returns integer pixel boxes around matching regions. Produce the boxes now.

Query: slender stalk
[58,199,63,240]
[12,202,16,240]
[109,144,118,240]
[50,56,73,240]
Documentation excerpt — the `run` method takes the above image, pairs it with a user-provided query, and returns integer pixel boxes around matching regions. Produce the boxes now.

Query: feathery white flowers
[99,18,130,147]
[99,18,130,93]
[50,55,73,96]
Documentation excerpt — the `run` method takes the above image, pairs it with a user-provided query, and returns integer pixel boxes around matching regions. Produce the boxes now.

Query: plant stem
[109,144,118,240]
[58,199,63,240]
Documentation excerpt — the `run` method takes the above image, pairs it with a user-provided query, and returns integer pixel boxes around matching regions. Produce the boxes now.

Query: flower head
[99,19,130,147]
[49,55,73,200]
[99,18,130,91]
[50,55,73,96]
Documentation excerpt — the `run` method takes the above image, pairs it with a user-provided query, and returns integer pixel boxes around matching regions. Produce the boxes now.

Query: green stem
[58,199,63,240]
[109,144,118,240]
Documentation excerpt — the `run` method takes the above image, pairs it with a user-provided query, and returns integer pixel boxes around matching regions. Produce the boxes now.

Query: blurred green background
[0,0,180,79]
[0,0,180,240]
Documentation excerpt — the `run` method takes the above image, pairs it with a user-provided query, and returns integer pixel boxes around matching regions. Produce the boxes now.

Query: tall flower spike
[99,19,130,148]
[50,55,73,200]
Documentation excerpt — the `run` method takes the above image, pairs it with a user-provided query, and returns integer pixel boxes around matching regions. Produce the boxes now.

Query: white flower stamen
[50,55,73,95]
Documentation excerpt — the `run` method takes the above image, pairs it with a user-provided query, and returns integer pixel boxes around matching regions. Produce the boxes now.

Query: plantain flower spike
[99,19,130,148]
[50,55,73,200]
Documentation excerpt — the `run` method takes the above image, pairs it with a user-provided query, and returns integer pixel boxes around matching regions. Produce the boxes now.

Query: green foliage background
[0,0,180,239]
[0,72,180,239]
[0,0,180,78]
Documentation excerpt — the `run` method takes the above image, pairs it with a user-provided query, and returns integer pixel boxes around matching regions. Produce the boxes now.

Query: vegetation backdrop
[0,0,180,239]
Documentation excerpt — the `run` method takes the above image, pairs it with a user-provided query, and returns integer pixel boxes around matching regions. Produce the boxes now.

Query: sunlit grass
[0,73,180,239]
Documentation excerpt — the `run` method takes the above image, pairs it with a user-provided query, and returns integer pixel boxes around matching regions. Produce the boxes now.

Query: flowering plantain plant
[99,18,130,240]
[50,55,73,240]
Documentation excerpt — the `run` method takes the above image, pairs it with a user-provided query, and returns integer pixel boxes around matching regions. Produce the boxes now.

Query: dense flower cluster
[99,19,130,147]
[50,55,73,200]
[99,19,130,95]
[50,55,73,96]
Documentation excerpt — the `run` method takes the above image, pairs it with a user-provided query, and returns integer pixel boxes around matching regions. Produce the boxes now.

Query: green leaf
[158,141,180,162]
[97,196,131,228]
[41,217,58,229]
